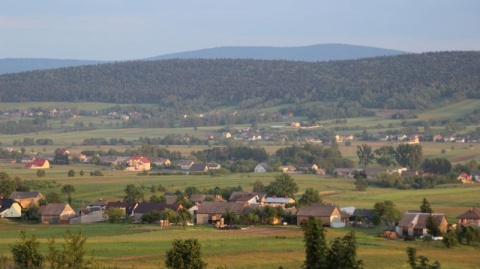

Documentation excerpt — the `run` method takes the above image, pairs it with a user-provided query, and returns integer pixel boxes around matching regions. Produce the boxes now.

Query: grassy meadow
[1,163,480,268]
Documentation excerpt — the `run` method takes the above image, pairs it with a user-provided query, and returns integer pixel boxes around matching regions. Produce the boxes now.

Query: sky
[1,0,479,60]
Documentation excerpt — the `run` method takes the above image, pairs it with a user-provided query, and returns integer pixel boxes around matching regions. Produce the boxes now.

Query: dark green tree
[265,173,299,198]
[442,229,458,248]
[124,184,144,203]
[374,145,397,167]
[395,144,423,171]
[67,169,75,177]
[252,180,265,192]
[0,172,16,198]
[425,214,442,237]
[45,192,62,203]
[301,217,328,269]
[326,232,363,269]
[372,200,400,227]
[420,198,433,213]
[298,188,322,206]
[10,231,44,269]
[61,184,76,205]
[353,170,368,191]
[105,207,125,223]
[165,239,207,269]
[356,144,375,168]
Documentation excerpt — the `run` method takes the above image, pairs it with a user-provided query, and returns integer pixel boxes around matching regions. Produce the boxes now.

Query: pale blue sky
[1,0,479,60]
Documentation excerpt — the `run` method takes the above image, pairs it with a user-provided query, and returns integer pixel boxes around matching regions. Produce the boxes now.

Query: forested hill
[0,51,479,112]
[0,58,104,75]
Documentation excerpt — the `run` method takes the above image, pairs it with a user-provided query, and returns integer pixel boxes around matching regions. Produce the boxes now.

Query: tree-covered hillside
[0,51,479,113]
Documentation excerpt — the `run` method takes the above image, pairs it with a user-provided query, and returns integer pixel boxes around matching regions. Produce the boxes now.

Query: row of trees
[357,144,423,171]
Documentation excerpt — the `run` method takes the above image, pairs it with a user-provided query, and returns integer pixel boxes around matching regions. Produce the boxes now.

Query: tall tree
[420,197,433,213]
[298,188,322,206]
[357,144,375,168]
[165,239,207,269]
[373,200,400,227]
[327,232,363,269]
[265,173,299,198]
[61,184,76,205]
[374,145,397,167]
[425,214,442,237]
[0,172,16,198]
[395,144,423,171]
[124,184,144,203]
[301,217,328,269]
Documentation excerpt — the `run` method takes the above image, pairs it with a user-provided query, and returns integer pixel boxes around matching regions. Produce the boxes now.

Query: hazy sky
[1,0,479,60]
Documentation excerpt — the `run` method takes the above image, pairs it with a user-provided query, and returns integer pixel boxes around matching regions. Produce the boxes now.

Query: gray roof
[265,197,294,204]
[196,202,245,215]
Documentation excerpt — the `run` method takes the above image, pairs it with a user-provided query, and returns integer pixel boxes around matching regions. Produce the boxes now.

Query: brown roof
[196,202,245,215]
[39,203,74,216]
[457,207,480,220]
[88,199,108,207]
[296,203,338,217]
[398,212,446,229]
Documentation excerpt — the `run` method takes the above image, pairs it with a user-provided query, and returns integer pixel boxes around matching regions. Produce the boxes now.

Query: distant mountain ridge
[0,58,104,75]
[147,44,407,61]
[0,44,406,74]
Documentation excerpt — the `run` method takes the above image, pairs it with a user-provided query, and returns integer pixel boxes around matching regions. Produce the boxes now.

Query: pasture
[1,163,480,268]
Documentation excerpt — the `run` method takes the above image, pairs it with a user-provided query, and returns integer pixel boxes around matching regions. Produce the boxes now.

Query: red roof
[24,158,48,168]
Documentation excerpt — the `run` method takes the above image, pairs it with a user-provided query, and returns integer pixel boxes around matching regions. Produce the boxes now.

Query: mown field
[1,163,480,268]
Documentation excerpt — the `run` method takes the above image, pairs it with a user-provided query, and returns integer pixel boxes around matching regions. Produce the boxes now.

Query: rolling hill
[0,51,479,117]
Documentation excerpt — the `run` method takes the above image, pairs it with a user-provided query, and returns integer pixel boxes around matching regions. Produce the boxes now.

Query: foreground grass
[1,221,479,269]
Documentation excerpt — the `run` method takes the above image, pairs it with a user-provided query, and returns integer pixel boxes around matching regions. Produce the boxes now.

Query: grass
[2,163,480,268]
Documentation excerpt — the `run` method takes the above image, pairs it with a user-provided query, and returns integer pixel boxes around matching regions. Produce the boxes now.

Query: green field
[1,163,480,268]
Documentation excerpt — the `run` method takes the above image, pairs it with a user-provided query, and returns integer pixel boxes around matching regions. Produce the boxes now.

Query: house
[151,157,171,167]
[24,158,50,169]
[457,207,480,226]
[228,193,260,205]
[298,163,318,172]
[221,132,232,139]
[0,199,22,218]
[351,209,375,226]
[432,134,443,142]
[105,201,137,217]
[71,207,105,224]
[334,168,353,178]
[279,165,296,173]
[364,168,390,179]
[296,203,344,227]
[178,160,194,170]
[264,196,295,208]
[206,162,221,170]
[196,202,246,224]
[291,122,300,128]
[190,163,209,172]
[125,156,151,171]
[98,156,122,166]
[86,199,108,210]
[407,135,419,144]
[229,192,266,206]
[189,194,225,203]
[164,192,179,204]
[69,153,87,162]
[132,203,181,222]
[254,163,269,173]
[316,168,326,175]
[38,203,76,224]
[471,170,480,182]
[396,212,448,237]
[9,191,44,208]
[457,173,473,183]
